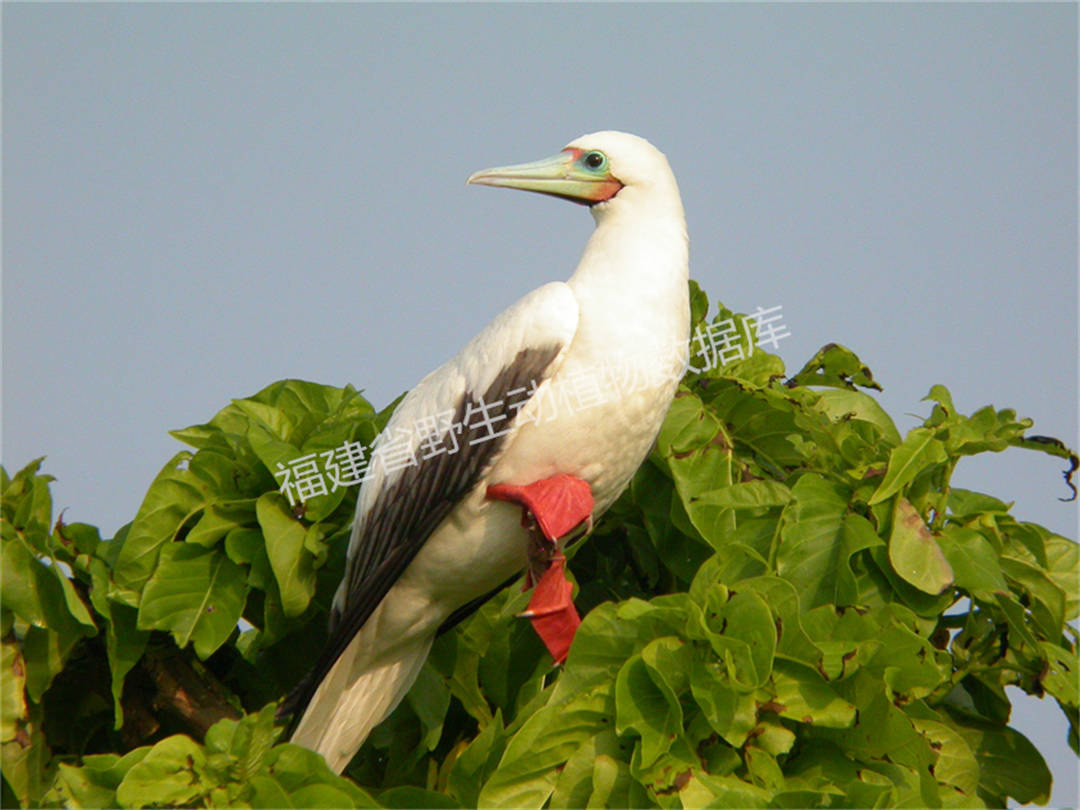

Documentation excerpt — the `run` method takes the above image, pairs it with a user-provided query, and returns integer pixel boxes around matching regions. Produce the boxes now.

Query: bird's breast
[489,283,688,512]
[492,361,680,508]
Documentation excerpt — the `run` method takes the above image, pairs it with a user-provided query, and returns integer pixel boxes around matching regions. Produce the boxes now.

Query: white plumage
[289,131,690,773]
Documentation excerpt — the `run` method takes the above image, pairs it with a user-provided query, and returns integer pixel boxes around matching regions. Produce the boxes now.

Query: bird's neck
[568,185,689,299]
[566,186,690,358]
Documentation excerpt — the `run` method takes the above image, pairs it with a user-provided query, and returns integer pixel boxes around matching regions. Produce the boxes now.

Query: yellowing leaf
[887,499,953,595]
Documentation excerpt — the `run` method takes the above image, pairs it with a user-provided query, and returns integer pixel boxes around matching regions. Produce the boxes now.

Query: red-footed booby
[283,131,689,773]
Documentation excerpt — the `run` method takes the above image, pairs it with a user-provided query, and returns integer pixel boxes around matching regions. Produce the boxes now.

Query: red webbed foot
[487,474,593,542]
[519,553,578,664]
[487,474,593,664]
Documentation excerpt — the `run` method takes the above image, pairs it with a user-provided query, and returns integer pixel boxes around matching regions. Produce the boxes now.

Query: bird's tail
[290,631,434,774]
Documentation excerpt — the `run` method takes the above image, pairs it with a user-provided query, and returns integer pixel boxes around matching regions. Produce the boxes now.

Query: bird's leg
[486,474,594,664]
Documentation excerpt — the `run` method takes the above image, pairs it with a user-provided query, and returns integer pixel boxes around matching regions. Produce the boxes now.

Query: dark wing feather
[279,344,562,723]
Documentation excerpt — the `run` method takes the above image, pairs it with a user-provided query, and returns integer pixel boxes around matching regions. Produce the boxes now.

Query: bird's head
[467,131,677,210]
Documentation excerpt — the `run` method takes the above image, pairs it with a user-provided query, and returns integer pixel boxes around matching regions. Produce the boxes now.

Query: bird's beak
[467,149,622,205]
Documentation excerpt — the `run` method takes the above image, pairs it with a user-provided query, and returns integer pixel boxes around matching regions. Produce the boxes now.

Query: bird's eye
[583,151,607,171]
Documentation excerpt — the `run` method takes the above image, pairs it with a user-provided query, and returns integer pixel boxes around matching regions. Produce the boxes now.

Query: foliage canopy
[2,283,1077,808]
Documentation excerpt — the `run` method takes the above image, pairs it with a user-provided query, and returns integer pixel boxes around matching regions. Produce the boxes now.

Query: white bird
[283,131,690,774]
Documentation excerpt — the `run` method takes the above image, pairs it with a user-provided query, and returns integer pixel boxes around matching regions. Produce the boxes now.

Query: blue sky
[4,3,1076,803]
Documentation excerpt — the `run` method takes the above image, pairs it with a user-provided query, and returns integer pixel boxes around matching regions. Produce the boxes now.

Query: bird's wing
[281,282,579,721]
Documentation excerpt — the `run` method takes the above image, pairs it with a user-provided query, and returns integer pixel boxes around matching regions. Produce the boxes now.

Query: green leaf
[924,384,957,417]
[44,748,151,809]
[405,664,451,751]
[787,343,882,391]
[912,716,980,798]
[800,606,882,681]
[938,526,1007,601]
[88,558,148,728]
[694,480,792,509]
[548,732,631,810]
[4,459,54,548]
[115,734,208,807]
[185,500,257,548]
[744,744,785,793]
[775,474,851,609]
[688,279,709,325]
[887,498,953,595]
[2,541,97,700]
[835,513,885,606]
[138,544,248,658]
[869,427,947,505]
[690,650,758,747]
[870,608,951,699]
[112,452,208,603]
[950,406,1034,457]
[257,492,321,617]
[51,520,102,570]
[734,576,822,668]
[615,652,677,748]
[203,704,282,783]
[946,712,1051,805]
[554,602,639,700]
[654,393,718,459]
[770,660,855,729]
[249,744,380,808]
[614,639,688,768]
[1038,641,1078,708]
[477,688,610,808]
[813,388,902,445]
[1,540,94,633]
[669,443,736,550]
[993,592,1041,656]
[947,487,1010,517]
[1044,534,1079,620]
[684,771,772,808]
[711,590,777,689]
[821,673,936,797]
[48,764,122,808]
[447,711,507,808]
[1000,556,1065,640]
